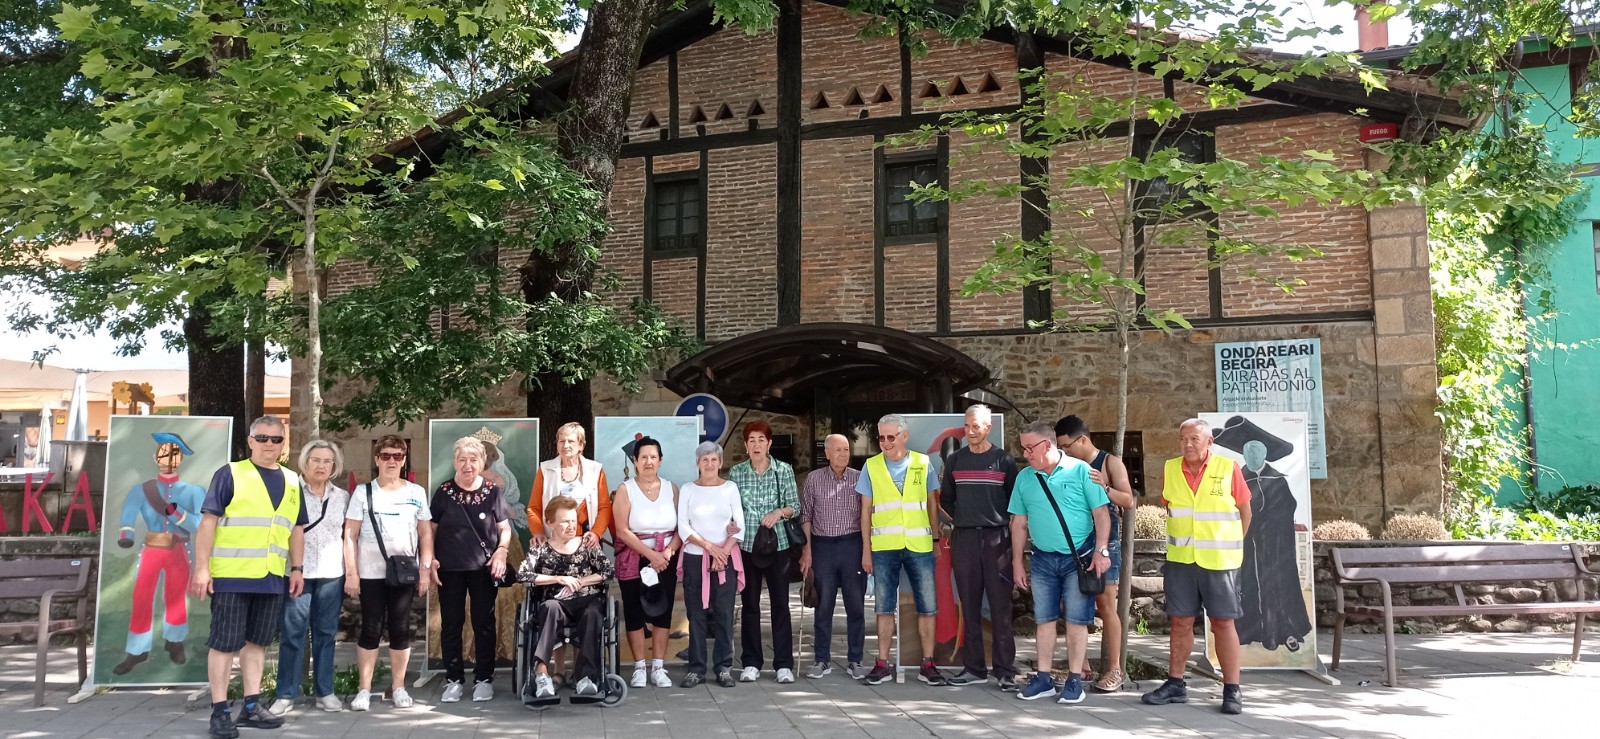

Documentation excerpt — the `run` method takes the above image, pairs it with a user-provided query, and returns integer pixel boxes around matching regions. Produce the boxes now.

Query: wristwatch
[290,565,304,573]
[1095,547,1110,557]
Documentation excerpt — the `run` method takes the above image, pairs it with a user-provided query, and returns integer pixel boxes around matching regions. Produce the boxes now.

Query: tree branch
[0,44,69,68]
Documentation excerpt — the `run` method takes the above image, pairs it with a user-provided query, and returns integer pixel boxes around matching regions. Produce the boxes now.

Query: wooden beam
[776,0,804,325]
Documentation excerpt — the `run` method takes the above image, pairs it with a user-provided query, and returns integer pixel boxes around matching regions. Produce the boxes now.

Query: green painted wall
[1519,65,1600,492]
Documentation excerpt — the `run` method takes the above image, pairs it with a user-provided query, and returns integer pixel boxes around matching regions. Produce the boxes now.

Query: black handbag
[453,493,517,589]
[1033,471,1105,596]
[783,518,807,549]
[366,484,419,587]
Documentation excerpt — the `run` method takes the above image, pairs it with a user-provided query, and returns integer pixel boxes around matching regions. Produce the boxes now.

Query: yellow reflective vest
[1162,455,1244,570]
[211,460,301,580]
[865,451,933,553]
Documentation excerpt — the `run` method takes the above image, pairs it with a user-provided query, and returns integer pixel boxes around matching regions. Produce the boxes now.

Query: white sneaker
[316,694,343,712]
[267,698,294,717]
[575,677,598,696]
[350,690,371,712]
[534,673,556,699]
[391,687,413,708]
[472,681,493,702]
[651,668,673,688]
[739,666,760,682]
[441,680,464,703]
[776,668,796,684]
[631,666,649,688]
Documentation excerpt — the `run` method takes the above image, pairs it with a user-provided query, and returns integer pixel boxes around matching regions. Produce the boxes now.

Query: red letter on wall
[60,471,98,533]
[22,472,56,534]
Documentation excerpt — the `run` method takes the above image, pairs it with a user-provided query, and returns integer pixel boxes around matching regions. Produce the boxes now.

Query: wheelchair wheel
[599,673,628,707]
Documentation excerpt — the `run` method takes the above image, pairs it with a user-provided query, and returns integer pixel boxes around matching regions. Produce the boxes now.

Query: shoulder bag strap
[304,494,332,532]
[367,483,392,561]
[452,486,495,560]
[1033,470,1084,557]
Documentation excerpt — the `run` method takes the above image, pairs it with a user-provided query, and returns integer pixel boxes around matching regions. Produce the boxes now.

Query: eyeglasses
[877,434,902,443]
[252,435,285,444]
[1023,438,1052,455]
[376,452,406,462]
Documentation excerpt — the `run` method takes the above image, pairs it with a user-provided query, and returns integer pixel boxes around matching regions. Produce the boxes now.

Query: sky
[0,3,1414,373]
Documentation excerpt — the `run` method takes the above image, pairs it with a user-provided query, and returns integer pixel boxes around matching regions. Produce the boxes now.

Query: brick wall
[800,136,877,323]
[703,145,779,341]
[801,2,902,124]
[678,25,778,136]
[911,32,1019,114]
[946,129,1022,331]
[603,156,648,308]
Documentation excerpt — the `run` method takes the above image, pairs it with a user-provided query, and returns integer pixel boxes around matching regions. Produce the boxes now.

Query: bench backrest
[0,558,92,600]
[1331,544,1590,585]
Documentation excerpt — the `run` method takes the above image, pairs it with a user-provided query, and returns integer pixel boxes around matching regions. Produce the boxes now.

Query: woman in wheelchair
[518,496,614,702]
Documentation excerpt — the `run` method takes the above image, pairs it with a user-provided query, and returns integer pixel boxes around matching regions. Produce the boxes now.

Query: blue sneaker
[1057,674,1085,704]
[1018,672,1056,701]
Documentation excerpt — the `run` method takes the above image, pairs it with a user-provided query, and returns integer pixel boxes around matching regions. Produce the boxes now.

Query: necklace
[560,464,581,483]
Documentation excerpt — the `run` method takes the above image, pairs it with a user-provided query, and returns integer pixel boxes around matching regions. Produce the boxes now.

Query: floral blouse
[518,539,613,599]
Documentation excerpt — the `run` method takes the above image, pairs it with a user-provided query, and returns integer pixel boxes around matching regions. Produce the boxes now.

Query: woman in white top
[270,440,350,716]
[676,441,744,688]
[342,435,434,711]
[613,436,679,688]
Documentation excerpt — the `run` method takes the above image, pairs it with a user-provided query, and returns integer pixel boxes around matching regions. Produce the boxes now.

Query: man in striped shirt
[940,405,1020,690]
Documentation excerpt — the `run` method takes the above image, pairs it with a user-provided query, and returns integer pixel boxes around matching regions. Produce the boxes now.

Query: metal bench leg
[34,609,50,707]
[1331,614,1346,670]
[1574,612,1585,662]
[1382,608,1398,687]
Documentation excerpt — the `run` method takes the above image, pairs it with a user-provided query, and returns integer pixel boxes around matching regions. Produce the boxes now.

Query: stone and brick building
[307,0,1465,530]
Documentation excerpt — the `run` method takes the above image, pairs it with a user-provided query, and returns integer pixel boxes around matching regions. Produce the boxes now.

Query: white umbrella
[64,369,89,441]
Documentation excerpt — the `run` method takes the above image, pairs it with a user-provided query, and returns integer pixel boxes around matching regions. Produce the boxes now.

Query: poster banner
[1201,412,1318,671]
[593,416,703,492]
[891,413,1004,668]
[1214,338,1327,478]
[93,414,233,686]
[423,417,539,674]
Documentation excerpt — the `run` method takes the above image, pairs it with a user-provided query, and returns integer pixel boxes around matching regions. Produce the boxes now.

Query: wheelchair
[512,582,628,709]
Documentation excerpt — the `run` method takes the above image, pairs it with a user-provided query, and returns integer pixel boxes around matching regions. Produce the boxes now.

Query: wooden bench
[0,558,92,706]
[1330,543,1600,686]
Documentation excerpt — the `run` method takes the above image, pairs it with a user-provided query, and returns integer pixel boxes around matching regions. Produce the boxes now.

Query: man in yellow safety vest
[857,413,947,686]
[1141,418,1253,715]
[191,417,307,739]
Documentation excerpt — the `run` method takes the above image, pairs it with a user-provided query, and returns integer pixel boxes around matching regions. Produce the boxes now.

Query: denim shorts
[1104,538,1123,584]
[1030,549,1097,626]
[872,549,937,616]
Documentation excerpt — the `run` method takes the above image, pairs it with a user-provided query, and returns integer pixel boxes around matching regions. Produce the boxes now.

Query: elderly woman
[612,436,679,688]
[727,421,800,683]
[343,435,433,711]
[527,422,612,548]
[677,441,745,688]
[268,440,350,716]
[430,436,513,703]
[520,496,615,702]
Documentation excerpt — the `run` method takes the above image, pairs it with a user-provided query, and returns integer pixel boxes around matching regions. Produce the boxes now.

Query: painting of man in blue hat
[112,431,207,675]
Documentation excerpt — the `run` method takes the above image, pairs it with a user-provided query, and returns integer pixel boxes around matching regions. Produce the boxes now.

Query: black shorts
[208,591,286,652]
[1162,561,1242,620]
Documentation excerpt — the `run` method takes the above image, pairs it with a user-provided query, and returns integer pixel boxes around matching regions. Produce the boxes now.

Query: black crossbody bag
[1033,470,1105,596]
[453,494,517,588]
[366,484,419,587]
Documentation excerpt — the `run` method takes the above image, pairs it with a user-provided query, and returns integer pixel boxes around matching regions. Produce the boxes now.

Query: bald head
[824,433,851,472]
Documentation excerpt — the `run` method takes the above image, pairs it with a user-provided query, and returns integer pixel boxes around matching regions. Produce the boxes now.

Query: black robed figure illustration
[1213,416,1312,651]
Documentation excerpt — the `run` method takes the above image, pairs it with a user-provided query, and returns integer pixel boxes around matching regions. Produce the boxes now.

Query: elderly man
[192,417,307,739]
[799,433,868,679]
[1141,418,1253,715]
[858,414,945,685]
[941,405,1019,690]
[1009,421,1110,704]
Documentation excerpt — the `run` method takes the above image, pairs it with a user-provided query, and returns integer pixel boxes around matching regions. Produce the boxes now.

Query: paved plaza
[3,629,1596,738]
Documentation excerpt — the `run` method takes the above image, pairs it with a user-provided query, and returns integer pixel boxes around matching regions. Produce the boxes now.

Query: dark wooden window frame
[1132,130,1223,318]
[648,170,706,259]
[643,159,709,339]
[879,152,944,245]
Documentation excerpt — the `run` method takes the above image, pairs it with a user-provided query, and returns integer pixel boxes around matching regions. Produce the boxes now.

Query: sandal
[1091,668,1125,693]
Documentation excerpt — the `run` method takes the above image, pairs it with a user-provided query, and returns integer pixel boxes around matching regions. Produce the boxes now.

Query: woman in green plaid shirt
[726,420,801,684]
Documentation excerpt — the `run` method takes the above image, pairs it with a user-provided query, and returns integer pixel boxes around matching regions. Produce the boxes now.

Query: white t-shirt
[301,483,351,580]
[624,479,678,535]
[345,480,431,580]
[677,480,744,556]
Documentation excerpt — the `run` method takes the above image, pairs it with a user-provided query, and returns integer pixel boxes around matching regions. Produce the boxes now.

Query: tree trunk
[521,0,667,459]
[304,210,324,440]
[185,296,247,457]
[1113,320,1135,676]
[245,334,265,421]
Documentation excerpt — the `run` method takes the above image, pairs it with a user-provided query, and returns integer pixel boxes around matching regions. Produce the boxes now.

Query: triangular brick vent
[639,111,660,129]
[714,103,734,120]
[687,106,707,124]
[869,85,894,104]
[746,99,766,117]
[917,81,940,99]
[843,87,865,106]
[977,72,1002,93]
[810,91,832,109]
[946,77,970,96]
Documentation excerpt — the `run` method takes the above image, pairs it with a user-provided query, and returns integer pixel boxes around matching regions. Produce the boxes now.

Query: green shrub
[1515,484,1600,518]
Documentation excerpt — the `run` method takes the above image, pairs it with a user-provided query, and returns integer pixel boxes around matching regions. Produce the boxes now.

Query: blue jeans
[276,577,343,699]
[811,533,867,664]
[1030,550,1096,626]
[871,549,937,615]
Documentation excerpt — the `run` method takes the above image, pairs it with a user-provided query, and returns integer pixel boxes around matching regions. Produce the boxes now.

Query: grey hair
[250,415,285,432]
[964,404,993,424]
[1179,418,1212,435]
[297,439,344,476]
[878,413,910,435]
[452,436,487,460]
[1020,420,1057,441]
[694,441,723,461]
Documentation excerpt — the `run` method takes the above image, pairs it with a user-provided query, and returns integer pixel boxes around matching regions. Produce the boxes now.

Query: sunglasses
[252,434,285,444]
[877,434,902,442]
[376,452,406,462]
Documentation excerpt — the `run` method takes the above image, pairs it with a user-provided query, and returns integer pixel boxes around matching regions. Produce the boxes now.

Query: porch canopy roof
[663,322,991,414]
